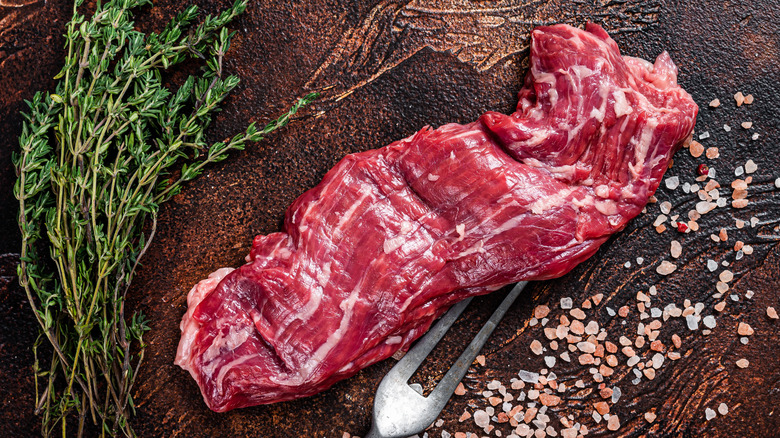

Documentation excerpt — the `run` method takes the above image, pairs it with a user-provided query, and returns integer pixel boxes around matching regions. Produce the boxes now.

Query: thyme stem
[14,0,316,436]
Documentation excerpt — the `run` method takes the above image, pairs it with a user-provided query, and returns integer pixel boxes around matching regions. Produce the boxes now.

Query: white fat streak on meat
[201,323,255,379]
[455,223,466,241]
[385,335,403,345]
[213,354,256,395]
[632,118,659,176]
[522,158,580,181]
[300,205,419,377]
[527,186,576,215]
[316,261,332,287]
[300,278,366,379]
[397,246,439,314]
[455,239,487,259]
[175,267,235,370]
[595,185,610,198]
[384,221,415,254]
[334,189,372,237]
[427,173,439,181]
[595,199,618,216]
[613,89,633,118]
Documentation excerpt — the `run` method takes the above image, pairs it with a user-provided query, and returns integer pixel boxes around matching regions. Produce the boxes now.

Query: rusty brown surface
[1,0,779,437]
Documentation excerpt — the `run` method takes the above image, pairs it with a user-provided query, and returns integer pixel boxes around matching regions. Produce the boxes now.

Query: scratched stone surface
[0,0,779,437]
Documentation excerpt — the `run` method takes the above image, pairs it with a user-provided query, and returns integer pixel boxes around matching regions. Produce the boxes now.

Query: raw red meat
[175,23,697,411]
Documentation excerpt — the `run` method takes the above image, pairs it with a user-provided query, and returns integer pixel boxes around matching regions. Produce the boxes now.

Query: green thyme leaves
[14,0,315,436]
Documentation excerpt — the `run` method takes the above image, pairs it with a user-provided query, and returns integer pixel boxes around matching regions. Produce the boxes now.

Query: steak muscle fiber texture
[175,23,698,411]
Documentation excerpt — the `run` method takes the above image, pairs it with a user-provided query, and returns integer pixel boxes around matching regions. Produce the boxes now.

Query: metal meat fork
[366,281,528,438]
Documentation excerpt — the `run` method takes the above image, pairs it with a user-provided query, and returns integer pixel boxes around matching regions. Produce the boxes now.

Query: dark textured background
[1,0,779,437]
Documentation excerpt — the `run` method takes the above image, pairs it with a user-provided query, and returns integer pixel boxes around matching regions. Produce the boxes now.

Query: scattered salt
[606,387,621,405]
[656,261,677,276]
[652,353,665,369]
[671,240,682,258]
[636,257,644,265]
[699,131,710,140]
[718,403,728,415]
[707,260,718,272]
[745,160,757,174]
[703,315,716,329]
[517,370,539,384]
[686,314,699,330]
[705,408,716,421]
[752,133,760,140]
[696,201,712,214]
[473,410,490,428]
[665,176,680,190]
[723,124,731,132]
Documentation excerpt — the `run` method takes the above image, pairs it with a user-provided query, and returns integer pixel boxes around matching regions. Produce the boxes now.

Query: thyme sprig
[13,0,316,436]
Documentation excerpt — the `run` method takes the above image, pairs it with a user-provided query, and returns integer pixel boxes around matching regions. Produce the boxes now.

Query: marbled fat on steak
[175,23,698,411]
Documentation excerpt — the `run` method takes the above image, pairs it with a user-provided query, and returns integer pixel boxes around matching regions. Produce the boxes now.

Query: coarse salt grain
[703,315,717,329]
[732,199,748,208]
[670,240,682,258]
[706,147,719,159]
[736,358,749,368]
[735,92,745,106]
[768,307,779,319]
[699,131,710,140]
[665,176,680,190]
[723,124,731,132]
[473,410,490,428]
[690,141,704,157]
[518,370,539,384]
[737,322,754,336]
[534,305,550,319]
[607,415,620,431]
[696,201,714,214]
[718,403,729,415]
[705,408,716,421]
[745,160,757,173]
[656,261,677,276]
[709,98,720,107]
[741,121,753,129]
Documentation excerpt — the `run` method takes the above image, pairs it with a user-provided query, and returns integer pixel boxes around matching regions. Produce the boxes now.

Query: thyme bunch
[13,0,316,436]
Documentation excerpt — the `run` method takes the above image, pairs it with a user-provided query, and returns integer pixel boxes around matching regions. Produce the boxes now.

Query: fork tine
[388,297,473,381]
[367,282,528,438]
[429,281,527,401]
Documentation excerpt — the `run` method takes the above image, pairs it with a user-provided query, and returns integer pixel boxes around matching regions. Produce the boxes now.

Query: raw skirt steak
[175,23,698,411]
